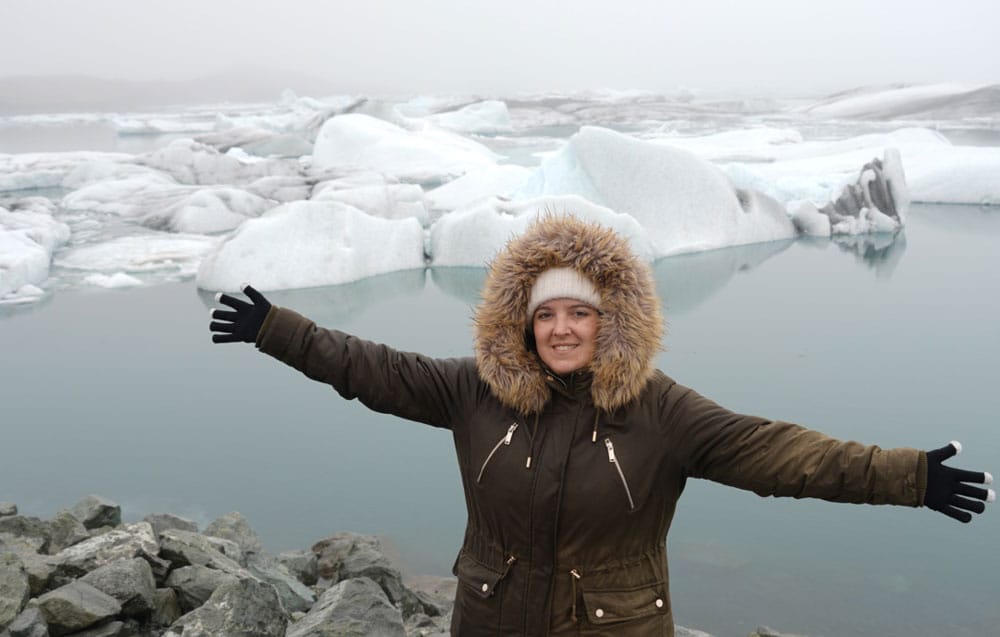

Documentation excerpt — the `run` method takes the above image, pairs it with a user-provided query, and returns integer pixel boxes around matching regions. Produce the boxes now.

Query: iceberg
[137,139,303,186]
[312,182,428,225]
[196,201,426,292]
[417,100,514,135]
[56,233,218,279]
[311,113,499,184]
[425,165,532,212]
[0,199,70,299]
[518,126,798,257]
[429,194,655,267]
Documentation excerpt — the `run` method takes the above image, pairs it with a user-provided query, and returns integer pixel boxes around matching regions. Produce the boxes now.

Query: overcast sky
[2,0,997,97]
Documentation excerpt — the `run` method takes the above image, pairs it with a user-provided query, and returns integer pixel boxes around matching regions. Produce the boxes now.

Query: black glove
[210,284,272,344]
[923,441,995,523]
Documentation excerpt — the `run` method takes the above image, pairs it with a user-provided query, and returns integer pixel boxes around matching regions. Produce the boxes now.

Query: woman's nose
[553,315,571,334]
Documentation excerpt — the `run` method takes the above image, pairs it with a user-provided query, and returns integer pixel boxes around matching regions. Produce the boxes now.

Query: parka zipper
[476,423,518,483]
[604,438,636,511]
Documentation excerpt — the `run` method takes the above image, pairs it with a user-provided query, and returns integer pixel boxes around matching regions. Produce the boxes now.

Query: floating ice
[428,194,655,267]
[56,233,218,279]
[0,201,70,298]
[312,113,499,184]
[426,165,532,212]
[518,126,797,257]
[312,182,428,224]
[83,272,144,288]
[0,151,132,192]
[795,83,999,119]
[417,100,513,135]
[195,127,313,158]
[138,139,303,186]
[196,201,426,292]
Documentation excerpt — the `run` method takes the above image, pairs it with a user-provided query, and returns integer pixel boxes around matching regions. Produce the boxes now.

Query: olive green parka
[255,215,927,636]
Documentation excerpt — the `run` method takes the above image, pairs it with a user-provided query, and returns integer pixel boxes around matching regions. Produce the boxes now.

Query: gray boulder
[247,555,316,614]
[287,577,405,637]
[35,580,122,636]
[0,554,30,630]
[312,532,375,583]
[80,558,157,618]
[164,565,239,612]
[203,512,263,557]
[142,514,198,539]
[151,587,182,628]
[748,627,807,637]
[156,529,247,576]
[69,496,121,531]
[53,523,158,579]
[65,620,125,636]
[276,550,318,587]
[337,540,432,619]
[4,606,48,637]
[5,550,56,597]
[0,517,50,554]
[0,504,15,518]
[46,510,90,555]
[164,578,287,637]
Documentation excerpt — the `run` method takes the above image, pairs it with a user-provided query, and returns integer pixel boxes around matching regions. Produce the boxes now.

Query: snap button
[655,598,664,608]
[595,609,604,618]
[481,583,489,592]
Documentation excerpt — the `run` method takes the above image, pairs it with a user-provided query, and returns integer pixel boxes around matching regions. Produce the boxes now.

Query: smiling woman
[209,214,994,636]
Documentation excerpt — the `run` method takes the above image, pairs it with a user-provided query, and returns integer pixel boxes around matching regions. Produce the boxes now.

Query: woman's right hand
[209,284,272,344]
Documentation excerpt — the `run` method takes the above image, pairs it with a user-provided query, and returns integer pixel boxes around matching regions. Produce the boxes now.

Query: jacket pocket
[476,422,519,483]
[604,438,636,511]
[580,580,669,626]
[453,550,516,598]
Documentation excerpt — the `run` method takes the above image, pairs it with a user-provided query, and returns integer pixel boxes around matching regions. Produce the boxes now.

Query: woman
[210,214,993,636]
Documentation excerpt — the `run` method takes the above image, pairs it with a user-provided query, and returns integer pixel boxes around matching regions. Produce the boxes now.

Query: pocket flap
[581,581,669,625]
[453,552,505,599]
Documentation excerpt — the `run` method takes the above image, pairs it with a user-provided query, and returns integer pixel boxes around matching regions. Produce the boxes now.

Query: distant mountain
[0,67,347,115]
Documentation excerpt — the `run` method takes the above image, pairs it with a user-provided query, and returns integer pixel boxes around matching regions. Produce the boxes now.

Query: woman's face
[531,298,600,375]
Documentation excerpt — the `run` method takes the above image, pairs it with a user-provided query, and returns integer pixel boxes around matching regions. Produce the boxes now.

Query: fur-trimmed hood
[474,215,664,414]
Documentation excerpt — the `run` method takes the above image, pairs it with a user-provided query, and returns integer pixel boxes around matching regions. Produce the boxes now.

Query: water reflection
[195,268,428,324]
[428,267,487,305]
[796,230,908,279]
[652,239,794,315]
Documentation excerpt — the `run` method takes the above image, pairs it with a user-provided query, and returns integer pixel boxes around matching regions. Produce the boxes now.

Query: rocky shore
[0,496,802,637]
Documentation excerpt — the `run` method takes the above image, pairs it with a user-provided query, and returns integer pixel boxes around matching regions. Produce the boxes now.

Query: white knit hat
[526,267,601,319]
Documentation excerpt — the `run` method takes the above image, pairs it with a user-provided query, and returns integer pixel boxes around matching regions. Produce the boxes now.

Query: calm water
[2,204,998,636]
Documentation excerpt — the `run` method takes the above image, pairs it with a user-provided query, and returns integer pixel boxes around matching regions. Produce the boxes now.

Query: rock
[46,510,90,555]
[10,552,56,597]
[156,529,247,577]
[0,554,31,630]
[0,517,50,555]
[748,627,807,637]
[164,578,287,637]
[35,580,122,636]
[141,514,198,539]
[286,577,405,637]
[404,611,450,637]
[80,558,157,618]
[311,532,375,583]
[337,539,431,619]
[677,627,716,637]
[403,575,455,616]
[65,620,124,636]
[53,523,158,579]
[150,588,182,628]
[4,606,48,637]
[203,512,263,557]
[69,496,121,531]
[164,565,239,612]
[247,555,316,614]
[0,505,15,518]
[276,550,318,587]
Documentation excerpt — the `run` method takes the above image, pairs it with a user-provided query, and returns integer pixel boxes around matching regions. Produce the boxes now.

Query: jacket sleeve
[662,383,927,506]
[254,306,480,430]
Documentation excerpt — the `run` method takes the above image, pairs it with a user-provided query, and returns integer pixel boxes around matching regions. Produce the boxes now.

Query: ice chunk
[0,201,70,298]
[428,194,655,267]
[0,151,132,193]
[312,182,428,224]
[795,83,997,119]
[196,201,425,292]
[312,113,498,184]
[418,100,513,135]
[518,126,797,257]
[426,165,532,212]
[138,138,303,186]
[56,233,218,279]
[83,272,144,288]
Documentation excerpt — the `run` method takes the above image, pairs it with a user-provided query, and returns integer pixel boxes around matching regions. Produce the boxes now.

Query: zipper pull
[570,569,582,579]
[605,438,617,463]
[503,423,517,444]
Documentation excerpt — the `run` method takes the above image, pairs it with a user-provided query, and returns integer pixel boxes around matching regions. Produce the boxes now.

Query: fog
[1,0,998,98]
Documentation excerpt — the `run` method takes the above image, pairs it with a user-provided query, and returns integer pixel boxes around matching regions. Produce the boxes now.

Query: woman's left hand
[924,441,995,523]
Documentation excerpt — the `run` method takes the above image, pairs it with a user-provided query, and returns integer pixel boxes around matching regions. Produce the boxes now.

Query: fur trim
[474,214,664,414]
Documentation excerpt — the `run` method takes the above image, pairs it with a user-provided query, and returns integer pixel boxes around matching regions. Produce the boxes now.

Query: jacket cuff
[915,450,928,507]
